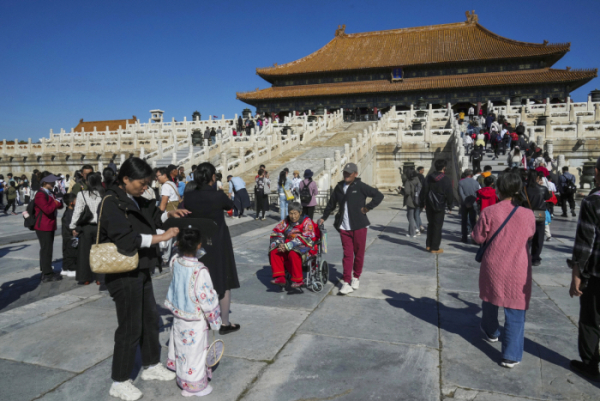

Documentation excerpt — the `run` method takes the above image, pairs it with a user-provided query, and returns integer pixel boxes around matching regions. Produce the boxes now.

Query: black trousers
[303,206,315,221]
[531,221,545,263]
[77,224,97,283]
[460,204,476,240]
[578,275,600,365]
[562,193,575,214]
[255,194,268,218]
[425,207,446,251]
[35,230,55,276]
[106,269,161,382]
[472,160,481,172]
[4,199,16,213]
[62,236,78,272]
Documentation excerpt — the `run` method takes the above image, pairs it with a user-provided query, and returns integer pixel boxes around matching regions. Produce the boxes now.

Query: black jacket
[420,171,454,211]
[516,125,525,136]
[61,208,74,239]
[321,178,384,231]
[524,183,551,211]
[98,185,164,271]
[183,184,239,297]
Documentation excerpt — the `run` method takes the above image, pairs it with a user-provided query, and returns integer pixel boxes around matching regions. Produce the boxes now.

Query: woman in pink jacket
[472,172,536,368]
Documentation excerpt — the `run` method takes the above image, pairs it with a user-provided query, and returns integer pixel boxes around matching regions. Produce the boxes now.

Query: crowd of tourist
[3,107,600,397]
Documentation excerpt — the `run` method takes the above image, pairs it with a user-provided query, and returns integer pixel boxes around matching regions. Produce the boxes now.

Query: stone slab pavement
[0,193,598,400]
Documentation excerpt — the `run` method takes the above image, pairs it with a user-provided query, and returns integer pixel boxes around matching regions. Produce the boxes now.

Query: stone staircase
[225,122,372,191]
[154,146,204,167]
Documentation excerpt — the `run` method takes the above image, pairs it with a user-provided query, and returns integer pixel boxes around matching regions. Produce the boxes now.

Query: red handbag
[547,192,558,205]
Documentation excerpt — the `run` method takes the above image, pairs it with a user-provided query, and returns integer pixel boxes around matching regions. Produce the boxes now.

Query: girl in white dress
[165,227,222,397]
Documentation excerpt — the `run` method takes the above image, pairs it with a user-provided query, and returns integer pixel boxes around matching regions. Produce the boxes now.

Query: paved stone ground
[0,194,598,400]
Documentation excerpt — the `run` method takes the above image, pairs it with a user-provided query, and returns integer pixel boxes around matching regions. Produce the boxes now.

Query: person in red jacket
[476,176,499,213]
[35,172,64,282]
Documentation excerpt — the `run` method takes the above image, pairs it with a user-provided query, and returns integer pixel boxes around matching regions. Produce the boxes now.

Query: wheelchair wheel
[320,260,329,285]
[312,281,324,292]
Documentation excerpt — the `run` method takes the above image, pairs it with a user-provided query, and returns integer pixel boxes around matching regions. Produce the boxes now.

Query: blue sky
[1,0,598,141]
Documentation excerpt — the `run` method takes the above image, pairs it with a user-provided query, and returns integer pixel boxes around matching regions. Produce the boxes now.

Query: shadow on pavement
[0,273,42,311]
[255,263,340,294]
[0,244,30,258]
[377,234,425,252]
[381,289,598,388]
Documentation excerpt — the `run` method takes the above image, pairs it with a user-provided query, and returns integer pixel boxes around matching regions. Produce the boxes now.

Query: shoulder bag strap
[481,206,519,252]
[167,181,181,201]
[524,188,533,210]
[95,195,111,245]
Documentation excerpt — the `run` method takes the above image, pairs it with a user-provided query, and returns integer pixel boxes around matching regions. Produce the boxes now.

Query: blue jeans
[415,207,423,229]
[481,301,526,362]
[211,136,216,145]
[279,194,288,221]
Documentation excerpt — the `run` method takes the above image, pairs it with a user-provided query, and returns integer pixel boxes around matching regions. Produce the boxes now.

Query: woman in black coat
[98,157,187,400]
[184,162,241,335]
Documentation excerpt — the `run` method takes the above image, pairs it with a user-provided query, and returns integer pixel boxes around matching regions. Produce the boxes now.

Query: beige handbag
[90,195,139,274]
[165,182,181,212]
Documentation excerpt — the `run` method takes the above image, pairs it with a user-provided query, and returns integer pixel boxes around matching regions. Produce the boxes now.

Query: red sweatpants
[269,250,303,283]
[340,227,367,284]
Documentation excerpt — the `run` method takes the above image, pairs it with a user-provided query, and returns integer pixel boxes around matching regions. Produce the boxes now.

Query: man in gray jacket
[458,169,480,243]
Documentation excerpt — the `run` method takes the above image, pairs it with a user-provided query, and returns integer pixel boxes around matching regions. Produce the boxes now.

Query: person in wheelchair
[269,202,318,289]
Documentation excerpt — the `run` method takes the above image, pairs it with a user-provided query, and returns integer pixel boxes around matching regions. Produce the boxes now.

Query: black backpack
[472,149,482,161]
[427,190,446,212]
[23,192,47,230]
[563,176,577,195]
[299,180,312,204]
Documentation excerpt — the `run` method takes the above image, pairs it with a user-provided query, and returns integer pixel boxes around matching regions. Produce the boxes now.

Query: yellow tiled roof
[256,20,570,78]
[73,116,137,132]
[237,68,597,101]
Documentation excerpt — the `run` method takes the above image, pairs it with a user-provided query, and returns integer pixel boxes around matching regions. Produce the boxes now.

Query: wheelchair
[282,224,329,292]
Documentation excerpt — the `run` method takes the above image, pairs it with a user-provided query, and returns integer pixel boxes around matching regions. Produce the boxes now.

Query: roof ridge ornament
[465,10,478,24]
[335,24,346,37]
[543,40,548,46]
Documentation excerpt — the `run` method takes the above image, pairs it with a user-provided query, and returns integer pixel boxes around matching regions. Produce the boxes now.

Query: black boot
[570,360,600,382]
[571,210,577,217]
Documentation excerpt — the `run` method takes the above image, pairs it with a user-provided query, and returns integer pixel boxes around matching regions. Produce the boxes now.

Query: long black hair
[87,172,105,198]
[194,162,216,187]
[184,180,198,194]
[116,157,153,186]
[278,170,287,188]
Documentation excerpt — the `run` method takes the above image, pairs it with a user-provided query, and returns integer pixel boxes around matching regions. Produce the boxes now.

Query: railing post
[220,152,227,173]
[158,139,163,158]
[324,157,332,189]
[239,147,245,172]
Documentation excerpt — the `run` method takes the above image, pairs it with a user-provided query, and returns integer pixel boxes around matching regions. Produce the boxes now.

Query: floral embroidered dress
[165,256,222,394]
[269,216,317,256]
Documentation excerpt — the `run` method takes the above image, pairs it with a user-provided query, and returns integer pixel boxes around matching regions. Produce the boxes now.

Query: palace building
[237,11,597,115]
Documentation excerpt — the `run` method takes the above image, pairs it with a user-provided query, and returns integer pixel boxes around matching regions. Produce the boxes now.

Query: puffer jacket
[476,187,498,212]
[403,177,421,209]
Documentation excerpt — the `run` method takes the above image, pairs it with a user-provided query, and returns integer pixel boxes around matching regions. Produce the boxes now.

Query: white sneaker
[60,270,69,276]
[182,385,213,397]
[415,230,420,235]
[67,271,76,277]
[109,380,142,401]
[350,278,360,290]
[339,282,354,295]
[140,363,176,381]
